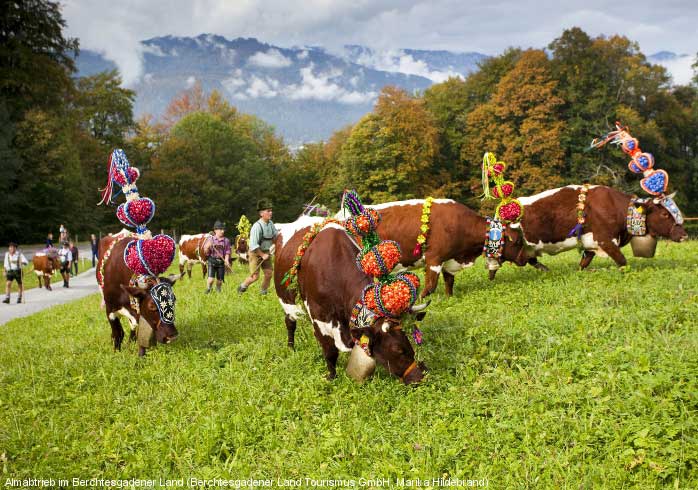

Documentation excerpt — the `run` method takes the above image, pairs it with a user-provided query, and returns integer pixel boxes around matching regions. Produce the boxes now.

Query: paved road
[0,267,99,326]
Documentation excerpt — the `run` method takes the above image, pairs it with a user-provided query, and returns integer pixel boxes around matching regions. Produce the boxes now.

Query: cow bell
[137,317,156,348]
[630,235,657,258]
[346,345,376,382]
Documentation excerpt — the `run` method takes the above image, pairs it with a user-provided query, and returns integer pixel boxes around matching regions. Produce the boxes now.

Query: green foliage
[0,0,79,120]
[339,86,439,203]
[0,242,696,486]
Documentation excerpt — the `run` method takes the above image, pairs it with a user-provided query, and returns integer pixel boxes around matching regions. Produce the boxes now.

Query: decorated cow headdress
[98,149,177,324]
[480,152,523,271]
[590,122,684,226]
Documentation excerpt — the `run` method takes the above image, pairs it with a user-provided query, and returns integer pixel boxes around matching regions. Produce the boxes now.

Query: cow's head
[236,236,248,253]
[644,193,687,242]
[349,307,428,385]
[501,225,528,267]
[122,273,182,344]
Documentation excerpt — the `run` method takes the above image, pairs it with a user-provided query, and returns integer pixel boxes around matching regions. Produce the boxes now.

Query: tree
[463,50,565,201]
[0,0,79,120]
[73,70,135,147]
[339,86,439,203]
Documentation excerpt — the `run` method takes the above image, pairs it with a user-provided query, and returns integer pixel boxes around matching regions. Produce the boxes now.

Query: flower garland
[567,184,591,239]
[481,152,523,270]
[413,197,434,257]
[236,215,251,238]
[281,218,343,291]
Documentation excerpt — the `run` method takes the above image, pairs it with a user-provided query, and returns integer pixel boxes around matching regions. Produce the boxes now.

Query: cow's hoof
[138,347,146,357]
[534,263,550,272]
[287,342,295,350]
[326,372,336,381]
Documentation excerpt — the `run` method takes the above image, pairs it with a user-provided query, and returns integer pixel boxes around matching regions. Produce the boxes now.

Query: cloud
[285,64,376,104]
[654,55,696,86]
[245,76,280,97]
[185,76,197,88]
[351,48,460,82]
[248,49,292,68]
[63,1,698,88]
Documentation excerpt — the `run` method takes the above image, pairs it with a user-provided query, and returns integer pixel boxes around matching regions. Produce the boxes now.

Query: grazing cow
[234,235,249,265]
[98,234,181,356]
[337,199,529,296]
[178,233,210,278]
[274,217,427,383]
[33,251,60,290]
[516,185,687,269]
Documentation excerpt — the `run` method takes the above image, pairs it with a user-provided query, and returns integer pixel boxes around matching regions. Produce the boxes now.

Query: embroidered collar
[150,282,176,325]
[483,218,505,259]
[626,200,647,236]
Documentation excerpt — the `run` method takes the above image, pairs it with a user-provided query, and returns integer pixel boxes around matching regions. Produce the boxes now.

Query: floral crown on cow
[480,152,523,271]
[590,122,683,225]
[98,149,177,322]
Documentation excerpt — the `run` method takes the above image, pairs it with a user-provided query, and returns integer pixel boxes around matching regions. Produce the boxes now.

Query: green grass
[0,241,696,488]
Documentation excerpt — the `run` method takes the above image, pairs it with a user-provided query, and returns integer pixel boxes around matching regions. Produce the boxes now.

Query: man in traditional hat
[3,242,28,304]
[204,220,232,294]
[238,198,278,295]
[58,241,73,288]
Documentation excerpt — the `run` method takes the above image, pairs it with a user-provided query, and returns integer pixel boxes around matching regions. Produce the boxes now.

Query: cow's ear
[350,326,374,344]
[120,284,148,299]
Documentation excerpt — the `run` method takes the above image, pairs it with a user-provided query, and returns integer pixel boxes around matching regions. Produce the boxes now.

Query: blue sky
[62,0,697,85]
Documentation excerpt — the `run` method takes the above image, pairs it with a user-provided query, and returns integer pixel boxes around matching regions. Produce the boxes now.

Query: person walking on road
[90,234,98,267]
[69,241,79,276]
[58,241,73,288]
[3,242,28,304]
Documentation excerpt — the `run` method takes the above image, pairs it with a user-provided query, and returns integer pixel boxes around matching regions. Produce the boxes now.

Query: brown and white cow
[98,235,181,356]
[33,251,60,290]
[274,217,427,384]
[515,185,687,269]
[178,233,209,278]
[336,199,528,296]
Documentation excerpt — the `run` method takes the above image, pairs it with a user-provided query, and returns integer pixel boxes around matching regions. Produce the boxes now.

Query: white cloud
[142,43,167,57]
[285,64,376,104]
[221,75,246,93]
[185,76,196,88]
[353,48,460,82]
[248,49,292,68]
[654,56,695,86]
[297,50,309,60]
[245,76,279,98]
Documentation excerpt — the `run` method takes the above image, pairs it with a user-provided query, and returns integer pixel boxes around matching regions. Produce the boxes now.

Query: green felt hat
[257,198,273,211]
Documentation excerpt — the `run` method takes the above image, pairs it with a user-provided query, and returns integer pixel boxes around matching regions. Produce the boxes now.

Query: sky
[62,0,698,85]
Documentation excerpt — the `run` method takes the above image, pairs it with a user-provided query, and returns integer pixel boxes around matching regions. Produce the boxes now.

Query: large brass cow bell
[346,345,376,382]
[630,235,657,258]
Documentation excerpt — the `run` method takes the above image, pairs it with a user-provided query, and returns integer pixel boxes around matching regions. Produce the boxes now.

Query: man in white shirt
[4,242,28,304]
[58,241,73,288]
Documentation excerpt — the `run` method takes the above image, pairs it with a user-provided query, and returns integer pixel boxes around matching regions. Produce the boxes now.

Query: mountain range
[75,34,690,145]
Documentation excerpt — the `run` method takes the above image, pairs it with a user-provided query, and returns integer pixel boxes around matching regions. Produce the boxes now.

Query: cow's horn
[667,191,676,199]
[652,197,660,204]
[381,321,390,333]
[411,301,430,313]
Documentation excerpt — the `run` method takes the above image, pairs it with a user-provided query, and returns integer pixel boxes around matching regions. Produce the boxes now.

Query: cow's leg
[138,346,146,357]
[442,271,455,297]
[528,257,549,272]
[44,275,52,291]
[108,314,125,351]
[179,261,185,278]
[421,262,441,297]
[314,326,339,380]
[37,274,42,289]
[579,250,596,269]
[286,315,297,350]
[187,262,193,279]
[598,240,627,267]
[202,262,208,278]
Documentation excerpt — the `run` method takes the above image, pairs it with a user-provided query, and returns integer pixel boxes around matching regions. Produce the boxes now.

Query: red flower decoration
[124,235,175,276]
[117,198,155,228]
[498,201,523,223]
[113,167,140,186]
[360,241,401,277]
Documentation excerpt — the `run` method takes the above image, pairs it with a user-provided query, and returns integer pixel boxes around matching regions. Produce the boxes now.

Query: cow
[234,235,249,265]
[335,199,529,297]
[32,250,60,290]
[178,233,210,278]
[97,234,181,356]
[274,216,427,384]
[515,185,688,270]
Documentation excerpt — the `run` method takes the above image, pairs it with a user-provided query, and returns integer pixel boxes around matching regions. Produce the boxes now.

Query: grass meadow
[0,240,696,488]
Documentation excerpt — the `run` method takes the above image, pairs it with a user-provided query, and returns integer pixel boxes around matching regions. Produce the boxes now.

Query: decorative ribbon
[626,199,648,236]
[567,184,591,239]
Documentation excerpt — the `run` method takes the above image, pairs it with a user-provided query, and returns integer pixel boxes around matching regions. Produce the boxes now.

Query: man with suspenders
[3,242,28,304]
[238,199,278,295]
